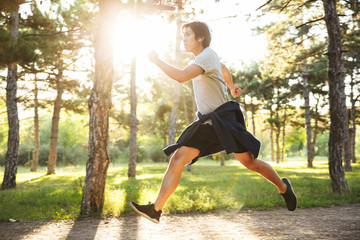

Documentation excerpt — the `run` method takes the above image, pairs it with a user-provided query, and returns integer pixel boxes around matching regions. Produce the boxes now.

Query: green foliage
[0,111,89,167]
[315,131,329,157]
[0,19,37,67]
[138,135,166,162]
[0,100,8,163]
[284,126,306,156]
[0,159,359,220]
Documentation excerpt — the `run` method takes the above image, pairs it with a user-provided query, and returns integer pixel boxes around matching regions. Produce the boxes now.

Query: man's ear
[197,36,204,42]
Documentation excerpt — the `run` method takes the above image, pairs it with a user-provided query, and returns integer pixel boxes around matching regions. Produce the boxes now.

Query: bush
[315,132,329,156]
[18,143,34,166]
[138,135,166,162]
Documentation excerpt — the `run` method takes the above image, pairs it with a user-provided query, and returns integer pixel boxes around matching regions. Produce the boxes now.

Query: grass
[0,157,359,221]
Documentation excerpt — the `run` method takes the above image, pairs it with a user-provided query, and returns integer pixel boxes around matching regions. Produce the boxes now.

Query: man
[131,21,297,224]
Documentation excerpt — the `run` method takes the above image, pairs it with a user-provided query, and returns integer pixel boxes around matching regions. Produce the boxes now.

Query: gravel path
[1,203,359,240]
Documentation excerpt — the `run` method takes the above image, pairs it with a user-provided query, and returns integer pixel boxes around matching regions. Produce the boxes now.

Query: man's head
[182,21,212,49]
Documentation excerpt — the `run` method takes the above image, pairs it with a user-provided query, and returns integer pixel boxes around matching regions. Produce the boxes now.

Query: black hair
[182,21,212,48]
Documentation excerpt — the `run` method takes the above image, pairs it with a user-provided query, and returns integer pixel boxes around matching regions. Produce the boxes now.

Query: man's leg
[234,151,297,211]
[131,146,199,223]
[234,151,286,193]
[154,146,200,211]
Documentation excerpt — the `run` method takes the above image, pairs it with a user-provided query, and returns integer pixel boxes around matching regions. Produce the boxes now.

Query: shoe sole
[130,202,160,224]
[282,178,297,211]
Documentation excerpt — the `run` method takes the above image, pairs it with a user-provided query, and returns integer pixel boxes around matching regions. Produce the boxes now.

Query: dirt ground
[1,203,359,240]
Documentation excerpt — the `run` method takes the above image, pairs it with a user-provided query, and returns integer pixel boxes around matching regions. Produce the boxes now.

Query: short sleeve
[192,48,216,72]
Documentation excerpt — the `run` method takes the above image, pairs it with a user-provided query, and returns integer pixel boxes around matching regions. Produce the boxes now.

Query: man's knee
[237,154,260,172]
[169,152,189,168]
[243,160,260,172]
[235,152,259,172]
[170,147,199,166]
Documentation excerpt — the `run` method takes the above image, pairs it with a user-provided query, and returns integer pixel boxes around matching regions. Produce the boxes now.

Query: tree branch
[256,0,295,12]
[22,28,79,38]
[297,0,318,10]
[256,0,274,11]
[280,0,293,12]
[296,17,324,28]
[355,94,360,102]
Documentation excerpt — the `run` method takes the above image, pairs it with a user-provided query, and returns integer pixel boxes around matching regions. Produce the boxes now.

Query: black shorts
[183,123,248,156]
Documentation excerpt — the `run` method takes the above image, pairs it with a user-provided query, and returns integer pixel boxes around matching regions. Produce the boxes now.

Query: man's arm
[148,50,204,83]
[221,63,241,98]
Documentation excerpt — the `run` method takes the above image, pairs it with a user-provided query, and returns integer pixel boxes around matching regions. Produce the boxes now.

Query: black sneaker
[130,202,162,224]
[280,178,297,211]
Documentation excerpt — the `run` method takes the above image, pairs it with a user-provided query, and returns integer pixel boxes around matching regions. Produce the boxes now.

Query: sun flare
[113,14,176,64]
[113,14,177,90]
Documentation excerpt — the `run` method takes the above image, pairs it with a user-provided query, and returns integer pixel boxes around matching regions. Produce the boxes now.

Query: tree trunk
[281,107,286,163]
[168,85,180,145]
[251,98,256,135]
[270,109,275,162]
[80,0,115,215]
[302,61,314,167]
[47,58,64,175]
[167,13,182,150]
[31,75,40,172]
[312,117,318,159]
[183,90,193,172]
[343,116,352,171]
[349,73,357,164]
[275,109,280,164]
[128,55,137,177]
[312,97,320,159]
[275,126,280,164]
[2,7,20,190]
[322,0,348,193]
[182,94,190,125]
[128,1,139,177]
[220,151,225,166]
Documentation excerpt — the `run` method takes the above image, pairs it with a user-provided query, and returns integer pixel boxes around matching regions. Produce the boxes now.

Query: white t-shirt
[192,47,228,115]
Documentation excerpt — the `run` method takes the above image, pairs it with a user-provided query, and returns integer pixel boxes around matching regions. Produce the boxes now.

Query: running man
[131,21,297,224]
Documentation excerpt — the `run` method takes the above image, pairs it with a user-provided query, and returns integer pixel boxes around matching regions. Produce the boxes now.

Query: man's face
[183,26,202,53]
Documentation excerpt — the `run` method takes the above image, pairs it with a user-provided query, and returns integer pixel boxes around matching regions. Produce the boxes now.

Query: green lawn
[0,158,359,221]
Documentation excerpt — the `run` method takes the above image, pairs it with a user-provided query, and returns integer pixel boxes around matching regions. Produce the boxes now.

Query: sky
[113,0,270,89]
[115,0,269,65]
[20,0,270,72]
[190,0,268,67]
[10,0,272,97]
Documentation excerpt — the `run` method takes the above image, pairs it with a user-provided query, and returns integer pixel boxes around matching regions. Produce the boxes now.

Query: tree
[80,0,117,215]
[232,62,262,136]
[1,1,21,189]
[348,71,359,164]
[46,56,64,174]
[258,5,329,166]
[343,0,360,164]
[22,0,87,174]
[128,54,137,177]
[323,0,348,192]
[258,0,349,193]
[31,75,40,172]
[302,61,314,167]
[126,0,177,175]
[167,2,183,152]
[302,57,329,165]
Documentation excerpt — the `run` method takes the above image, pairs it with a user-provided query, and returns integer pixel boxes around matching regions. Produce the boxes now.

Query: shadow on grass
[119,177,140,240]
[20,174,48,184]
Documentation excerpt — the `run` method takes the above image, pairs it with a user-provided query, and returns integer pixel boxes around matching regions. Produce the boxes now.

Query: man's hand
[230,85,242,98]
[147,50,159,63]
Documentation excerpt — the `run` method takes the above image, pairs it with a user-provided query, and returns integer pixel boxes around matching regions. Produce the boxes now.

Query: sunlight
[113,13,176,89]
[113,14,176,63]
